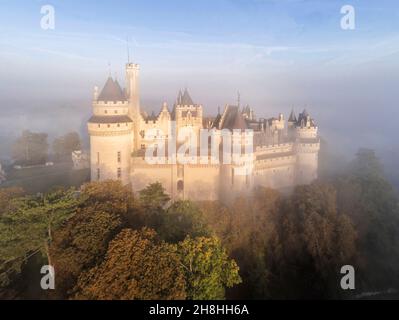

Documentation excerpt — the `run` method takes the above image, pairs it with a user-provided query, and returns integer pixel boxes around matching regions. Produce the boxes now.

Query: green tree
[73,228,186,300]
[0,188,80,288]
[159,200,210,243]
[139,182,170,209]
[12,130,49,166]
[178,236,241,300]
[138,182,170,229]
[0,187,25,216]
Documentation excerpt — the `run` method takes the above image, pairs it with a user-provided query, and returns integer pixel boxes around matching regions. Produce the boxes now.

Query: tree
[159,200,210,243]
[139,182,170,209]
[138,182,170,229]
[178,236,241,300]
[53,132,81,161]
[73,228,186,300]
[49,181,134,298]
[269,182,357,299]
[0,188,80,289]
[0,187,25,216]
[228,188,280,299]
[335,149,399,291]
[0,163,6,184]
[12,130,48,166]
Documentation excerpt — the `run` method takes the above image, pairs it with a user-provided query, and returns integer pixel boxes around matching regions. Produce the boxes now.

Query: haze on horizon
[0,0,399,162]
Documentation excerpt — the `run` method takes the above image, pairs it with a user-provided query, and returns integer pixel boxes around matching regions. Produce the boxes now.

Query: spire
[181,88,194,105]
[126,35,130,63]
[288,109,297,122]
[161,102,169,112]
[177,89,183,104]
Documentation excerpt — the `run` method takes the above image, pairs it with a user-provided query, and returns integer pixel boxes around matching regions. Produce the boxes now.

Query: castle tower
[295,109,320,185]
[88,76,133,185]
[126,63,141,151]
[173,88,203,144]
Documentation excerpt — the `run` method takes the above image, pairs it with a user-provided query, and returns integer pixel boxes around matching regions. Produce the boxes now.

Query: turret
[88,76,133,185]
[295,109,320,184]
[126,63,141,150]
[173,88,203,143]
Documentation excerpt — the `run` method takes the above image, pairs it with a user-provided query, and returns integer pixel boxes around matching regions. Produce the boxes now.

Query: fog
[1,0,398,179]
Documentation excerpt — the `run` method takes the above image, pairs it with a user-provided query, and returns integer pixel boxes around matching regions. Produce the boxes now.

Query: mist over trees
[1,148,399,299]
[52,132,81,161]
[9,130,83,167]
[12,131,49,166]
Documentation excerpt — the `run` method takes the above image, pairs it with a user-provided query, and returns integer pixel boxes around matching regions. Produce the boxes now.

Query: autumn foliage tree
[49,181,134,298]
[74,228,186,300]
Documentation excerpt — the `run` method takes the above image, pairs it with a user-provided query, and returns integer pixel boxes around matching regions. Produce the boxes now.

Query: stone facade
[88,62,320,202]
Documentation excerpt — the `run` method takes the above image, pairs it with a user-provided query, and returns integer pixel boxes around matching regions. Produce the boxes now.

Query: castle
[88,62,320,202]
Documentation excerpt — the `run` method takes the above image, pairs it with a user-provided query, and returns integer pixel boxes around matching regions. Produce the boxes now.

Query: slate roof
[97,77,126,101]
[288,110,297,122]
[220,105,248,130]
[179,88,194,105]
[88,115,132,124]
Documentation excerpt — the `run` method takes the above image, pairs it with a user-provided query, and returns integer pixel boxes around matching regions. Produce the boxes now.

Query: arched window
[177,180,184,192]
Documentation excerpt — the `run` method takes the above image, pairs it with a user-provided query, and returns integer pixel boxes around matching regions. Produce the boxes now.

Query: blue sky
[0,0,399,155]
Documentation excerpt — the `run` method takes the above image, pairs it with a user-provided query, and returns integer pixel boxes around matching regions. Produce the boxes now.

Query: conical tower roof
[288,109,297,122]
[181,88,194,105]
[97,77,126,101]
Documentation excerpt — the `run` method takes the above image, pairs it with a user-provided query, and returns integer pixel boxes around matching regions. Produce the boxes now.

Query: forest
[1,148,399,299]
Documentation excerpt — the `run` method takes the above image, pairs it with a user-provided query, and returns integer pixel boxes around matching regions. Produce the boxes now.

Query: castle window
[107,124,110,128]
[117,123,120,127]
[114,110,118,114]
[98,124,101,128]
[97,168,100,180]
[117,168,122,179]
[177,180,184,192]
[105,110,108,114]
[117,151,121,163]
[141,144,145,150]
